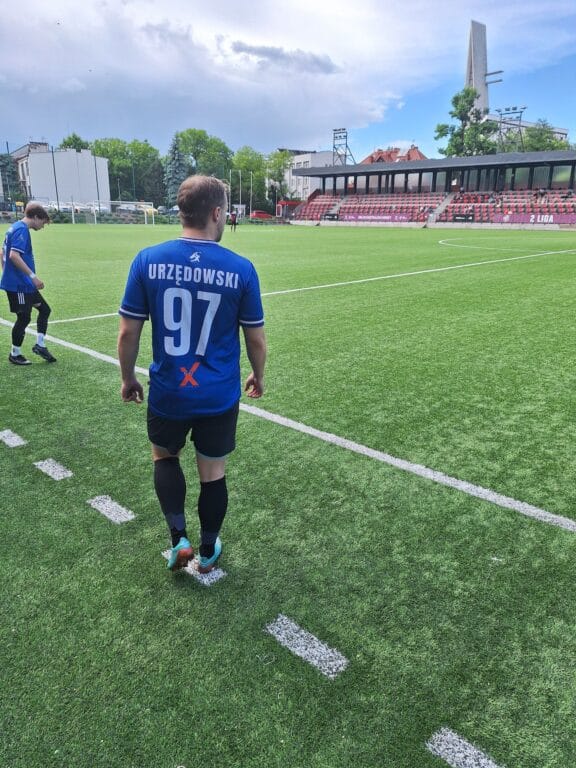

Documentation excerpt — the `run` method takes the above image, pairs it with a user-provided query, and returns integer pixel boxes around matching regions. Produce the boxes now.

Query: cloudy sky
[2,0,575,160]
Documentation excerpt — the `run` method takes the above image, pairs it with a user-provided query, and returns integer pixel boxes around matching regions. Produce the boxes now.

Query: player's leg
[191,403,239,572]
[7,292,32,365]
[148,410,193,570]
[31,293,56,362]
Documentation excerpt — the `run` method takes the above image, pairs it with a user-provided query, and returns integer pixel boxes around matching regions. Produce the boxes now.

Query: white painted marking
[34,459,73,480]
[87,495,135,523]
[0,429,28,447]
[1,322,572,533]
[50,312,117,325]
[0,319,148,376]
[161,550,226,585]
[265,614,348,679]
[242,404,576,532]
[426,728,504,768]
[261,248,576,298]
[11,245,574,328]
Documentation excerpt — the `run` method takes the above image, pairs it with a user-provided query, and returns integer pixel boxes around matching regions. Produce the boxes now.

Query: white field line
[265,614,349,679]
[426,727,504,768]
[34,459,73,480]
[0,318,148,376]
[87,495,135,523]
[242,404,576,532]
[16,246,576,326]
[260,247,576,298]
[50,312,117,325]
[0,429,28,447]
[161,550,227,585]
[1,317,573,532]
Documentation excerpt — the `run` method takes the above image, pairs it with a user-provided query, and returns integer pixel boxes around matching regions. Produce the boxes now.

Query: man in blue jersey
[1,203,57,365]
[118,175,267,573]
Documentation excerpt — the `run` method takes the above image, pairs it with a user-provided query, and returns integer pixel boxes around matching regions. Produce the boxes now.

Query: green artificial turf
[1,223,576,767]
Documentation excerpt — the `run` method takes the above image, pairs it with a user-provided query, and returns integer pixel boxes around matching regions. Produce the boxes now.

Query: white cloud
[0,0,574,154]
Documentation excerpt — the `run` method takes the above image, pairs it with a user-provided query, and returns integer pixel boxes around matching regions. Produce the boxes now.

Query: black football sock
[153,457,188,546]
[198,476,228,558]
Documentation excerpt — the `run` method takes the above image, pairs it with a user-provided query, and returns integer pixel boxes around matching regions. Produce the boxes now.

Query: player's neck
[181,225,215,242]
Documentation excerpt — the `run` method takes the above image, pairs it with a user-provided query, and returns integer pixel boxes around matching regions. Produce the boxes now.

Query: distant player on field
[117,175,267,572]
[1,203,57,365]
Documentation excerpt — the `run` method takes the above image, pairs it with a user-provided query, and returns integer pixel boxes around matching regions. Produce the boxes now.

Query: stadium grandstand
[290,149,576,228]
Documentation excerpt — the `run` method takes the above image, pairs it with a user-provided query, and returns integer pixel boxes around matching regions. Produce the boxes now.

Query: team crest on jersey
[188,252,202,262]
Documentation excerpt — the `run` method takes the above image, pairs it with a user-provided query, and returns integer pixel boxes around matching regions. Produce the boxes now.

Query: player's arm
[8,249,44,289]
[242,325,267,398]
[117,316,145,403]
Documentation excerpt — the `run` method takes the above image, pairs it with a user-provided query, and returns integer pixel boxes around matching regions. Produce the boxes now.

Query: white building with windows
[12,143,110,208]
[285,150,334,199]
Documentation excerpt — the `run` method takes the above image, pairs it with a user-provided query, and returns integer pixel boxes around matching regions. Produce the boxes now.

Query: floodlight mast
[495,106,527,151]
[332,128,356,167]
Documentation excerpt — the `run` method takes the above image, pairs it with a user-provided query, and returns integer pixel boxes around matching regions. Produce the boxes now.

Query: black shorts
[147,401,240,458]
[6,290,44,314]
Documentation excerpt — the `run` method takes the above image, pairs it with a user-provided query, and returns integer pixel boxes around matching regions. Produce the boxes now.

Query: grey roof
[291,150,576,177]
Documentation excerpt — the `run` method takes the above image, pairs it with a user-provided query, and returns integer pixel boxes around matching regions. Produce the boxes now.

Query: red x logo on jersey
[179,362,200,387]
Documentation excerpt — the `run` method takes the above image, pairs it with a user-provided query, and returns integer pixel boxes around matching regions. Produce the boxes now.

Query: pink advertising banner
[340,213,411,222]
[492,213,576,225]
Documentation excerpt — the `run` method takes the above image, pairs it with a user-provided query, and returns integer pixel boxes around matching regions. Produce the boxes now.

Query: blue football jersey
[0,221,36,293]
[119,237,264,418]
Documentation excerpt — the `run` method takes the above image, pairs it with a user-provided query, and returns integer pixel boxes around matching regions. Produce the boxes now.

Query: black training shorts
[147,401,240,458]
[5,289,44,314]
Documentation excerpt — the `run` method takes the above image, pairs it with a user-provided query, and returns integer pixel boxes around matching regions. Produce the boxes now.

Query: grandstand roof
[291,150,576,178]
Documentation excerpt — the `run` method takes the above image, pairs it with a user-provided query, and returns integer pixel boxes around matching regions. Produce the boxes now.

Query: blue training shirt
[119,237,264,419]
[0,221,36,293]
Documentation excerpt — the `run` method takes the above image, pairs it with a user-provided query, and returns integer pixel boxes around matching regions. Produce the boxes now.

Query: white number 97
[163,287,221,357]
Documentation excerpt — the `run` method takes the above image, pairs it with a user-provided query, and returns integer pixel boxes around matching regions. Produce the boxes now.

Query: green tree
[164,134,188,207]
[127,140,165,205]
[435,86,498,157]
[0,154,25,205]
[266,150,293,200]
[91,138,134,200]
[59,133,90,151]
[522,119,571,152]
[231,146,267,213]
[177,129,232,178]
[91,138,165,204]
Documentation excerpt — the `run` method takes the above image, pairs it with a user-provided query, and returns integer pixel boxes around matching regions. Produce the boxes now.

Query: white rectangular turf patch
[34,459,73,480]
[426,728,505,768]
[0,429,28,448]
[88,495,135,524]
[265,614,348,679]
[161,550,226,585]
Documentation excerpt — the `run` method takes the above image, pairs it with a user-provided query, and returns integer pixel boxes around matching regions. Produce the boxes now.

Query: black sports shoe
[8,353,32,366]
[32,344,57,363]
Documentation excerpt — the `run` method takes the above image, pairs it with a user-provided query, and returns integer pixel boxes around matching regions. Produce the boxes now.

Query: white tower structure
[465,20,490,113]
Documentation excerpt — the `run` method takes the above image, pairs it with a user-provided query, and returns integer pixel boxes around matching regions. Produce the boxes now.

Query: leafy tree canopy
[177,129,233,178]
[435,86,498,157]
[59,133,91,151]
[267,150,293,198]
[522,119,571,152]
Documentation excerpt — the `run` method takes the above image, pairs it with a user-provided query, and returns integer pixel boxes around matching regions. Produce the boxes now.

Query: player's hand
[244,373,264,398]
[32,276,45,290]
[121,379,144,403]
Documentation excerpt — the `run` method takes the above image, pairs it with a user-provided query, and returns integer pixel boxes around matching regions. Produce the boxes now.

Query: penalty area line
[2,319,573,534]
[261,247,576,297]
[49,312,118,325]
[242,404,576,533]
[14,244,576,326]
